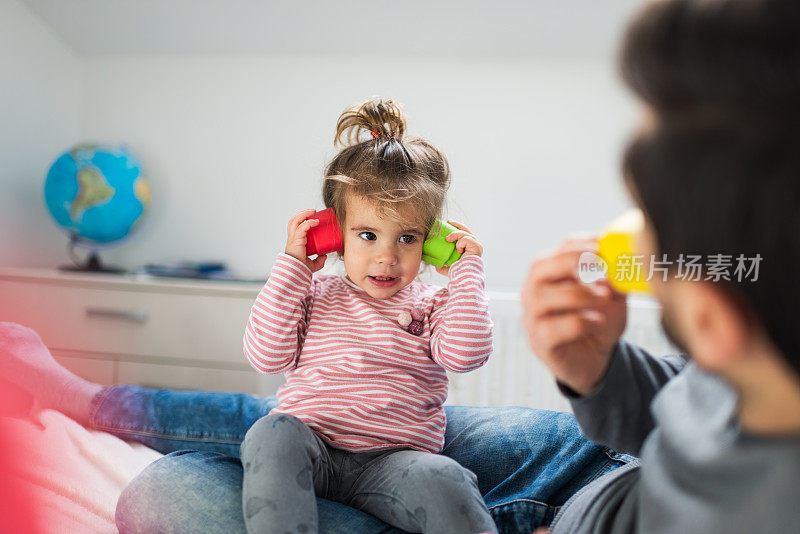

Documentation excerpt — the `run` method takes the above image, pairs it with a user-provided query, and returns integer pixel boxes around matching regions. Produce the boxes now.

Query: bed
[1,407,163,533]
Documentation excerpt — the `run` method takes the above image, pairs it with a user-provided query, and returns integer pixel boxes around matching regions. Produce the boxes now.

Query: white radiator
[444,292,678,412]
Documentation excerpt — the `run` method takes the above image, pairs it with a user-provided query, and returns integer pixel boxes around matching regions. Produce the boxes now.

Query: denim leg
[96,385,631,532]
[90,385,277,457]
[442,406,634,532]
[116,450,405,534]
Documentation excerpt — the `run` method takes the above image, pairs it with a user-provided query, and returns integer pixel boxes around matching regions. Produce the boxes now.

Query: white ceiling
[21,0,645,59]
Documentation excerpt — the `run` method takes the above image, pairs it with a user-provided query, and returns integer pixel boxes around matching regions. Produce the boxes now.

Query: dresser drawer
[116,361,283,395]
[0,278,256,365]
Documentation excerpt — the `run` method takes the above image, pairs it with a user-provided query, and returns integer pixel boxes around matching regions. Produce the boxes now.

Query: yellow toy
[597,209,651,294]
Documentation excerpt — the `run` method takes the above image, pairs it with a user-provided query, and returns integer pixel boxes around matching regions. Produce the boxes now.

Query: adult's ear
[668,280,752,371]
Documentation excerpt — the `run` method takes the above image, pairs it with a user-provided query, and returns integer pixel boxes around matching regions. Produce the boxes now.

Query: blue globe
[44,144,150,246]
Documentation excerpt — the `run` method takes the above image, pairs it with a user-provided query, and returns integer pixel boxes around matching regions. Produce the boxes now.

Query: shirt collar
[341,275,416,301]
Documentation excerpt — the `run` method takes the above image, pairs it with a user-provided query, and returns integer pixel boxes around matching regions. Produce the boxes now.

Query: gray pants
[240,413,498,534]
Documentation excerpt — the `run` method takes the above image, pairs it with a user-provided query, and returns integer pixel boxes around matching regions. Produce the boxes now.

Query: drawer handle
[85,307,149,323]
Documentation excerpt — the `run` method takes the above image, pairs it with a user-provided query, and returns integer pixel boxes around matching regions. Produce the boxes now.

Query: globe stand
[61,238,126,274]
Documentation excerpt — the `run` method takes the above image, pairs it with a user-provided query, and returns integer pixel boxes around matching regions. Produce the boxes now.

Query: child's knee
[383,456,493,532]
[240,413,310,462]
[403,455,480,496]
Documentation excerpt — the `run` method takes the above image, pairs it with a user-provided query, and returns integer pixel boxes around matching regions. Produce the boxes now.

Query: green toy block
[422,220,463,268]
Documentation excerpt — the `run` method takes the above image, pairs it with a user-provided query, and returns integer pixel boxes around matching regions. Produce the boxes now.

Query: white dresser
[0,268,284,396]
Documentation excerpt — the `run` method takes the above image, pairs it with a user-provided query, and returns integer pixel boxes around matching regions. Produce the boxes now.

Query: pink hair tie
[370,129,381,139]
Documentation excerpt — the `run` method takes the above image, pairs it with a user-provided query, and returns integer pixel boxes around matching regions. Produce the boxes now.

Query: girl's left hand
[435,220,483,277]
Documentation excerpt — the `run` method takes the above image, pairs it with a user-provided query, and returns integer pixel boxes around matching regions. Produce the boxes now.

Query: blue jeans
[93,386,632,533]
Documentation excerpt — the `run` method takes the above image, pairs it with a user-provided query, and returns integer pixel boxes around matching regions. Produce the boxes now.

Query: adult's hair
[322,98,450,233]
[620,0,800,375]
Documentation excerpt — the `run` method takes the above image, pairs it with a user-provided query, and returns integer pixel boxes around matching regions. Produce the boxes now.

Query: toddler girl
[241,99,496,534]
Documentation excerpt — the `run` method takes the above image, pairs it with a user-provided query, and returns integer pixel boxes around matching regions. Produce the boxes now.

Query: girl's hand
[435,220,483,277]
[285,209,328,273]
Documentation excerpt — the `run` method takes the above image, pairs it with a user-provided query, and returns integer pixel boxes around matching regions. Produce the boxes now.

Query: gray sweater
[550,342,800,534]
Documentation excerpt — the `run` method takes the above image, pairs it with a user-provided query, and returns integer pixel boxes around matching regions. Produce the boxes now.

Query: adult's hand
[522,239,627,395]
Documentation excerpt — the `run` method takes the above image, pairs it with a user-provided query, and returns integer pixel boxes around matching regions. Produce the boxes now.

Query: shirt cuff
[276,252,312,275]
[447,254,485,282]
[270,253,313,287]
[556,342,626,403]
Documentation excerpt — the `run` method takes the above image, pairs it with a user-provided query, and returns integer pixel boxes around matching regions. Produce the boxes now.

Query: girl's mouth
[368,276,399,288]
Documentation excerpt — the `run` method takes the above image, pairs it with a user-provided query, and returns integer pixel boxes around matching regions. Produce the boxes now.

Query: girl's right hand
[285,209,328,273]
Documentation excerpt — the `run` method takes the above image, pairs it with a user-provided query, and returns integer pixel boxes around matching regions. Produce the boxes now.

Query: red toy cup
[305,207,343,256]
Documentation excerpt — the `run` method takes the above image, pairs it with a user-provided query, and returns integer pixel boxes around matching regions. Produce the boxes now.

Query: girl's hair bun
[324,98,450,238]
[334,98,407,147]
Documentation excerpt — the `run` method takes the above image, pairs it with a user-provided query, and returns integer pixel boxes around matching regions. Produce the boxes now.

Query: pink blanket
[1,409,163,533]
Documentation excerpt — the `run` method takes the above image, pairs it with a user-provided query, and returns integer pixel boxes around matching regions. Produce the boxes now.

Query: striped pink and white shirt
[243,253,493,453]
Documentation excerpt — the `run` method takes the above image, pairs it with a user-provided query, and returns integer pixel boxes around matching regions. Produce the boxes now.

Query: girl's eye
[399,235,416,245]
[358,231,377,241]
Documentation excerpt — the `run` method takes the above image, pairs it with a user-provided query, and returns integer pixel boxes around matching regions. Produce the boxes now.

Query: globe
[44,144,151,271]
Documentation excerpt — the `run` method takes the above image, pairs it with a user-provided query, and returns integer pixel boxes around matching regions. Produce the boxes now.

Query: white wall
[2,1,641,292]
[82,56,638,290]
[0,0,83,267]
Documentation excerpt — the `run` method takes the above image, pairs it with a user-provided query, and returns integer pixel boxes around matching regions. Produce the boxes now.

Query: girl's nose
[376,246,399,265]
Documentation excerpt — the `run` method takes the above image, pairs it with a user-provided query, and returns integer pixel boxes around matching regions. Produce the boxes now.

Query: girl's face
[341,193,425,299]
